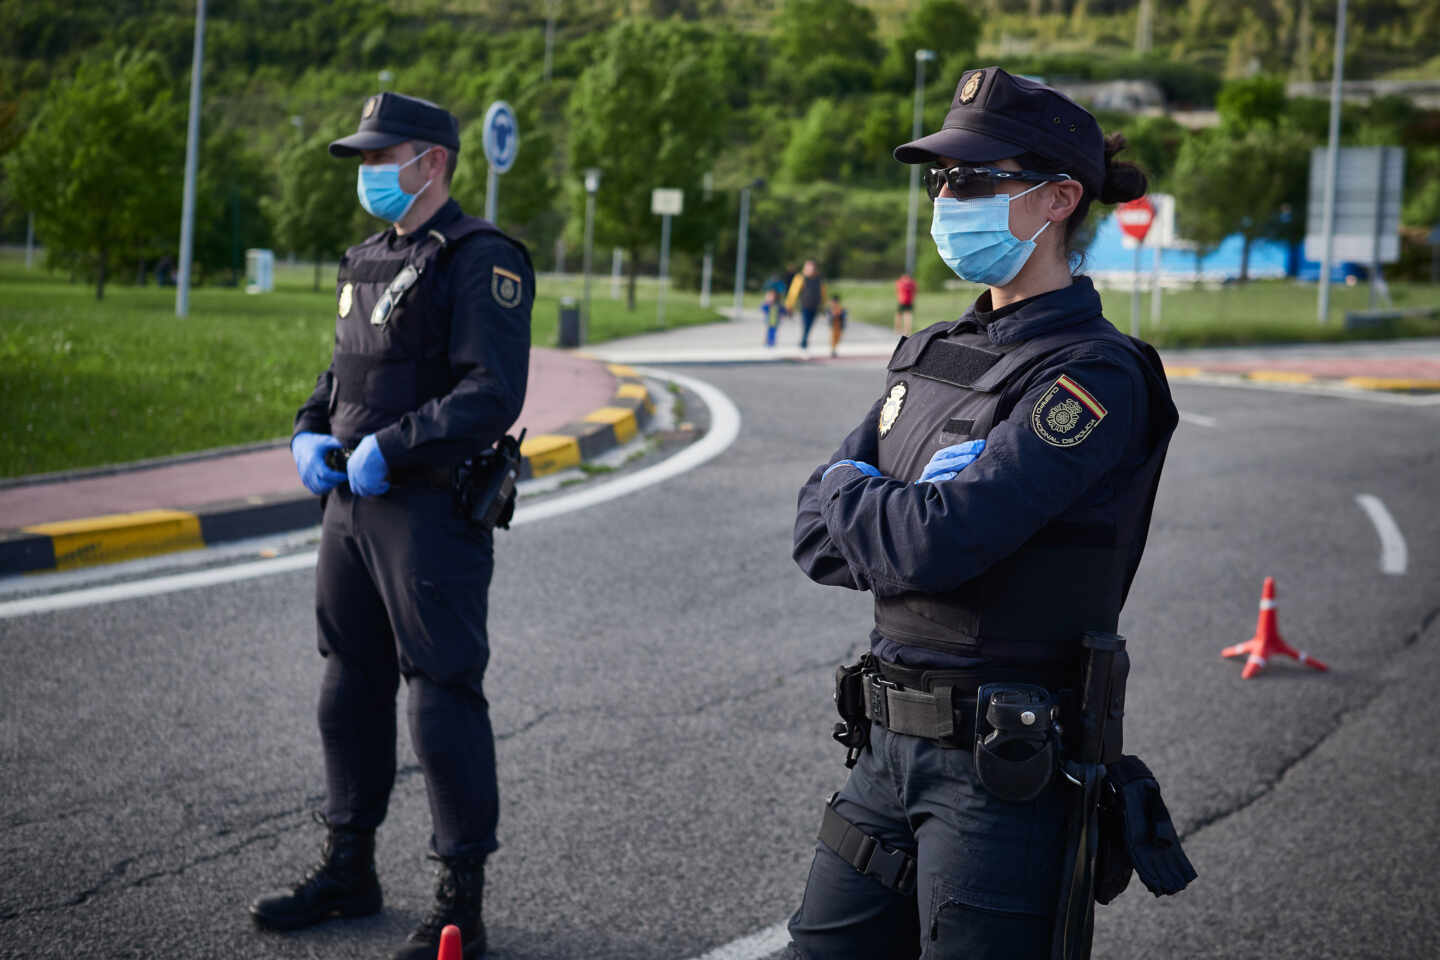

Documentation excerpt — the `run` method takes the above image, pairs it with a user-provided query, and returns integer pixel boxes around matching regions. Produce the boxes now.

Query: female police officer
[785,67,1179,959]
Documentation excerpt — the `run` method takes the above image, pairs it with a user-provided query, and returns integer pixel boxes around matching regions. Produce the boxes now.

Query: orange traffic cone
[437,924,462,960]
[1222,577,1329,678]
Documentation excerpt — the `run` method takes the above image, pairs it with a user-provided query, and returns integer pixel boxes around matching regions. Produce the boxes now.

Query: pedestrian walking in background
[762,271,790,347]
[250,92,534,960]
[894,271,916,335]
[785,66,1193,960]
[826,292,847,358]
[785,259,827,351]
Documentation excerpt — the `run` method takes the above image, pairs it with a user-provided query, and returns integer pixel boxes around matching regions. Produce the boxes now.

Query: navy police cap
[893,67,1104,196]
[329,92,461,158]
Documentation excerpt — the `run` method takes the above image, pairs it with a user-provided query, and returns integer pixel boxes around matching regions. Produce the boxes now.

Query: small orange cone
[437,924,462,960]
[1221,577,1329,679]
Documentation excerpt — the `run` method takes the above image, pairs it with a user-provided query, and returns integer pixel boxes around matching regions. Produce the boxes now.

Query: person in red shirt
[894,272,917,335]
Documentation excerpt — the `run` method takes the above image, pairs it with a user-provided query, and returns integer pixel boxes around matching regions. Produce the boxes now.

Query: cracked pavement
[3,359,1439,959]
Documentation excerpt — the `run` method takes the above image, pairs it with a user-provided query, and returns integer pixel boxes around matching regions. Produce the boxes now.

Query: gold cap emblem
[960,72,982,104]
[362,96,378,119]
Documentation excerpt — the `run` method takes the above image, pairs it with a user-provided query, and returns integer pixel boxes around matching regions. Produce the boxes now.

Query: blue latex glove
[347,434,390,497]
[915,439,986,484]
[823,459,883,480]
[291,431,346,495]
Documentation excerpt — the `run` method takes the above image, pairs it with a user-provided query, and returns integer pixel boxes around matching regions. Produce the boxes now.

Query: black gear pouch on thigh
[1100,755,1196,897]
[453,430,525,532]
[1093,778,1132,904]
[973,683,1058,803]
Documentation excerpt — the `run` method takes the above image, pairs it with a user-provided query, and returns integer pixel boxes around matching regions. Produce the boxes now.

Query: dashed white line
[1178,411,1217,428]
[682,920,789,960]
[1355,494,1408,575]
[0,368,741,620]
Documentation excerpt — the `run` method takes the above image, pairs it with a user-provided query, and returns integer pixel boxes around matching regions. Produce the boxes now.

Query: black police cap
[329,92,461,158]
[893,67,1104,196]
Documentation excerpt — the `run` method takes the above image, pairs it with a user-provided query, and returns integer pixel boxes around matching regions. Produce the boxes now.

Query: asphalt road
[2,363,1438,960]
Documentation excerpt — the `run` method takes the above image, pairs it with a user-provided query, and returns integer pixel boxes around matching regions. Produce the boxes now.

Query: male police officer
[249,93,534,960]
[785,68,1189,959]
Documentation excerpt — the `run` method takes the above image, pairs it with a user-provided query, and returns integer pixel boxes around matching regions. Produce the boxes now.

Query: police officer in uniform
[249,93,534,960]
[784,68,1182,959]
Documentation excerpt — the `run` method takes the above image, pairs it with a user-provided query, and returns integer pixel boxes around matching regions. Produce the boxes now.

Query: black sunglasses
[924,165,1071,201]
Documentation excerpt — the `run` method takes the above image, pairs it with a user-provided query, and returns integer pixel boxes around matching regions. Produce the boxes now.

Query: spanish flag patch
[1031,374,1107,447]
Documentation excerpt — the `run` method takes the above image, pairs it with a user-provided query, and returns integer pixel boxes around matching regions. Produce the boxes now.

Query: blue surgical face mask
[356,147,434,223]
[930,181,1053,287]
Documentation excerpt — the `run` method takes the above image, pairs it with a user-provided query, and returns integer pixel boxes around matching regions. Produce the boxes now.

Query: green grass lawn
[808,277,1440,347]
[0,258,721,478]
[4,253,1438,479]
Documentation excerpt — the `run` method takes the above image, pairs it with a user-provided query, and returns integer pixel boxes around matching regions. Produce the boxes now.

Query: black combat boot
[249,816,383,931]
[392,853,487,959]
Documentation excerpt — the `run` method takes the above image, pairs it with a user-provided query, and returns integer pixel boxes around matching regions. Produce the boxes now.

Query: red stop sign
[1116,196,1155,242]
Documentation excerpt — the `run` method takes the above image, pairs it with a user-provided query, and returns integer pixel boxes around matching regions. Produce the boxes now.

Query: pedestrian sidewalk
[0,349,654,576]
[588,308,1440,397]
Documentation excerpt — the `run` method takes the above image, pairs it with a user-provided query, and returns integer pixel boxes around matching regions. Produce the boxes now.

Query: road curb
[0,368,656,577]
[1164,365,1440,394]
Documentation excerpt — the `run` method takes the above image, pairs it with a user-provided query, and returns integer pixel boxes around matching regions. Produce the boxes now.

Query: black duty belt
[863,661,1075,748]
[389,464,453,488]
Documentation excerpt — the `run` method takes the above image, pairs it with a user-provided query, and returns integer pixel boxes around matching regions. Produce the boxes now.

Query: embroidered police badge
[492,266,523,309]
[960,72,983,104]
[1032,374,1107,447]
[879,381,907,436]
[338,282,353,318]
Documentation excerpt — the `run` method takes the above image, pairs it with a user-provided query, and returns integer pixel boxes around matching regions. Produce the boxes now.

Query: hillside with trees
[3,0,1438,295]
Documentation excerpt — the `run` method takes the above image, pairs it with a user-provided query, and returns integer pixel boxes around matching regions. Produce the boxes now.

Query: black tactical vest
[327,216,508,448]
[872,318,1176,672]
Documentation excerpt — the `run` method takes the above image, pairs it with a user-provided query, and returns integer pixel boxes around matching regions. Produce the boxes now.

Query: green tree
[773,0,882,93]
[1217,74,1287,130]
[193,127,273,285]
[264,127,361,291]
[1171,124,1313,282]
[567,18,728,309]
[4,50,183,298]
[879,0,981,92]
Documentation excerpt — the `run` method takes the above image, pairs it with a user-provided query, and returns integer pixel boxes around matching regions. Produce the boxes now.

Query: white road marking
[1178,411,1217,428]
[1355,494,1408,575]
[0,368,741,621]
[682,920,789,960]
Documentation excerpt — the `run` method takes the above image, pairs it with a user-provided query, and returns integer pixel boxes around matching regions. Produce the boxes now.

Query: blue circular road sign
[482,101,518,175]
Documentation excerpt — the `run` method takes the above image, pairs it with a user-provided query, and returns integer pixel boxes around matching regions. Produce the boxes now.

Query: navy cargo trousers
[786,725,1068,960]
[314,482,499,859]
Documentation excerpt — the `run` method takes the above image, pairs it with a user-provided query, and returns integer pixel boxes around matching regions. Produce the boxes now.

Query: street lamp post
[582,168,601,346]
[904,49,936,279]
[1316,0,1349,325]
[732,178,762,322]
[175,0,206,318]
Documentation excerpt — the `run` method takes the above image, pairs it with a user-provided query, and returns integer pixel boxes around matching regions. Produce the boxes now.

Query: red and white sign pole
[1117,197,1155,337]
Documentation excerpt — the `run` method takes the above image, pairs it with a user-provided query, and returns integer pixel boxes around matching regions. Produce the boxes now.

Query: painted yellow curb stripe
[23,509,203,571]
[606,364,640,379]
[615,382,648,401]
[1164,366,1204,378]
[584,406,639,444]
[520,434,581,477]
[1343,376,1440,392]
[1247,370,1315,384]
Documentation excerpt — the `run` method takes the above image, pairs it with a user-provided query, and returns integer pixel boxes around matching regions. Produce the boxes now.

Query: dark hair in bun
[1015,132,1150,266]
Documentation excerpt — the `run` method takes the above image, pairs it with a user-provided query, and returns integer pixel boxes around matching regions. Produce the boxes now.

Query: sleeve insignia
[338,282,353,318]
[492,265,523,309]
[1032,374,1107,447]
[879,380,908,436]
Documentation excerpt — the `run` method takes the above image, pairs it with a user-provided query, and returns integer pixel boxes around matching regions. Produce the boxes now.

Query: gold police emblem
[492,265,523,309]
[363,96,378,119]
[1032,374,1107,447]
[879,381,908,437]
[338,282,353,318]
[960,72,983,104]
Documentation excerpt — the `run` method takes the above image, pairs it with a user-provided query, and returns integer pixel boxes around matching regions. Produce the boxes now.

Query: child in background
[826,292,847,358]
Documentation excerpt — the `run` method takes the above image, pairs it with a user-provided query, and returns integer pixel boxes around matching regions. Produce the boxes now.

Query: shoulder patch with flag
[492,265,523,309]
[1031,374,1107,447]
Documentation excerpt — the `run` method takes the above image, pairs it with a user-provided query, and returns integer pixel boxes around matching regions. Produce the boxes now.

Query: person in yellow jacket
[785,260,827,350]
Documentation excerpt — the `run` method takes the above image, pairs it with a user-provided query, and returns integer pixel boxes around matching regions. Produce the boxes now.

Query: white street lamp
[905,49,937,279]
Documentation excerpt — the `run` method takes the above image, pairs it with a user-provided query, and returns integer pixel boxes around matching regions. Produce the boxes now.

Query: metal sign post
[904,49,936,278]
[1116,197,1155,337]
[582,168,601,345]
[651,188,683,328]
[175,0,206,317]
[1316,0,1349,324]
[482,101,518,224]
[1305,146,1404,313]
